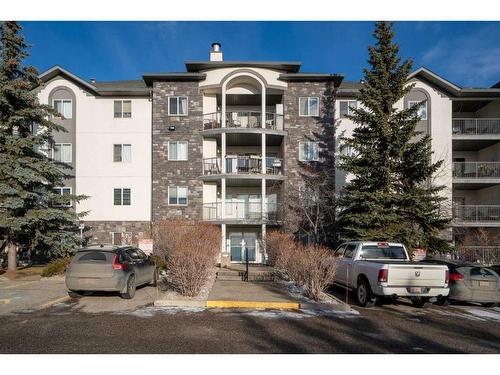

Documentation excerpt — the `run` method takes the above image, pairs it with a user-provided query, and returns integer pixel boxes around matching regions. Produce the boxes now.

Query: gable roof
[38,66,150,96]
[185,61,302,73]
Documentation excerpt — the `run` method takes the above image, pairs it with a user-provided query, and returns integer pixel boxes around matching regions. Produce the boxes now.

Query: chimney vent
[210,42,223,62]
[90,78,96,84]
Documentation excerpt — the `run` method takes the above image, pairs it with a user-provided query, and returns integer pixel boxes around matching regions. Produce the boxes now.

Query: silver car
[65,245,157,299]
[427,260,500,307]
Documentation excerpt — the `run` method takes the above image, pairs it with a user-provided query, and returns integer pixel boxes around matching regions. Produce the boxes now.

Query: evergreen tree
[337,21,450,251]
[0,21,87,271]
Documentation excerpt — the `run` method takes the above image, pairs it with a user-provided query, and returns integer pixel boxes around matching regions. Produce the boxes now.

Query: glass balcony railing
[202,111,284,131]
[202,201,281,222]
[453,162,500,178]
[202,156,283,175]
[452,118,500,135]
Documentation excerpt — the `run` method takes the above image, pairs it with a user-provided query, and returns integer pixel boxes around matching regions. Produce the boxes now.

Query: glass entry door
[229,232,257,262]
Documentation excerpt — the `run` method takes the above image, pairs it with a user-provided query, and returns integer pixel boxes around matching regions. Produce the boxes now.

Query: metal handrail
[452,118,500,135]
[202,111,284,130]
[202,201,280,221]
[453,162,500,178]
[202,156,283,175]
[450,246,500,265]
[453,205,500,222]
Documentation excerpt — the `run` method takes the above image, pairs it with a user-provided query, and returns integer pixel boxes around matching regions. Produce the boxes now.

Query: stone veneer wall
[151,81,204,222]
[84,221,151,245]
[282,80,336,239]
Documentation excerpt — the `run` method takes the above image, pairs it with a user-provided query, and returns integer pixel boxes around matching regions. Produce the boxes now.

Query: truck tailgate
[387,265,446,287]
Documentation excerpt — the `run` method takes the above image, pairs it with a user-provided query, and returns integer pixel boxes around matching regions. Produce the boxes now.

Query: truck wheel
[411,297,431,308]
[357,278,376,307]
[121,274,136,299]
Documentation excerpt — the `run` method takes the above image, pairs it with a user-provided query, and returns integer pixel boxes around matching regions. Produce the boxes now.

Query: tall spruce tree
[337,21,450,251]
[0,21,86,271]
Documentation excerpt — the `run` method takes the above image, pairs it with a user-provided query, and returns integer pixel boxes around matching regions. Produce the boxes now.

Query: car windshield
[359,245,407,260]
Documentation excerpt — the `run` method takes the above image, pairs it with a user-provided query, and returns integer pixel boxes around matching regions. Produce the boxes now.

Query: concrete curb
[40,295,71,309]
[154,299,206,308]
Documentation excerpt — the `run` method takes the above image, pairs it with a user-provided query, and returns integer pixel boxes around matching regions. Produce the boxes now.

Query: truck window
[343,244,357,258]
[333,245,346,257]
[359,245,407,260]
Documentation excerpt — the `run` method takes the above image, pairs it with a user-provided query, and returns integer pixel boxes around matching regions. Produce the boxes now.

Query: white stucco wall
[37,77,152,222]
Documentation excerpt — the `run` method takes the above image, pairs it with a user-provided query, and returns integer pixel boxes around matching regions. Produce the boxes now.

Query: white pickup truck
[332,241,449,307]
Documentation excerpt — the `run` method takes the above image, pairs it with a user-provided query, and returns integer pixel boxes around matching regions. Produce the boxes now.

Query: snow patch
[242,308,359,320]
[114,306,206,318]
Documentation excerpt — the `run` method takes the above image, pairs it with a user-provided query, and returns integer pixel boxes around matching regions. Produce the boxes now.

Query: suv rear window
[359,245,407,260]
[76,251,108,263]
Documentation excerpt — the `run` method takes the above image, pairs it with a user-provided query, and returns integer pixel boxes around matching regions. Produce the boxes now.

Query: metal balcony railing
[202,156,283,175]
[452,118,500,135]
[450,247,500,265]
[202,112,284,131]
[453,205,500,223]
[202,201,281,222]
[453,162,500,178]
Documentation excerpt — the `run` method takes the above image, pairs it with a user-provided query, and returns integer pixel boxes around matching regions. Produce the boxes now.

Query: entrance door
[229,232,257,262]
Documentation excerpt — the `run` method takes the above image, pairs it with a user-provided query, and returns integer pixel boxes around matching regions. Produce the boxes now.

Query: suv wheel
[121,274,136,299]
[357,278,376,307]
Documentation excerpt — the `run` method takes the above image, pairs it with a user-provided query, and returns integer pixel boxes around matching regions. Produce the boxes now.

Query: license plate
[479,281,490,287]
[409,287,422,294]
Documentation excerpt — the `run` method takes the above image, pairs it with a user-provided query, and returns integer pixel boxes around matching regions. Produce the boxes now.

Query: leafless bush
[267,230,337,301]
[153,220,220,297]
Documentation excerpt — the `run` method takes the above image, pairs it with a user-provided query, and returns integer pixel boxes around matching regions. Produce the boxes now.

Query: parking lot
[1,277,499,353]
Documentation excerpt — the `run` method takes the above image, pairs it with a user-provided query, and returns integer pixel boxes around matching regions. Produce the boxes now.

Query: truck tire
[121,274,136,299]
[411,297,431,308]
[356,278,376,307]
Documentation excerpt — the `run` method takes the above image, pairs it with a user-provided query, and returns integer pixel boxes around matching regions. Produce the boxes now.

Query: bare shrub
[153,220,220,297]
[268,230,337,301]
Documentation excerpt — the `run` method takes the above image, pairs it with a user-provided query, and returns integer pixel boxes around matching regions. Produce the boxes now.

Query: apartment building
[35,44,500,264]
[36,66,152,245]
[144,43,341,265]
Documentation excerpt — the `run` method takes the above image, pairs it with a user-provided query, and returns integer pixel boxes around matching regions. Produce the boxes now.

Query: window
[114,188,131,206]
[408,100,428,120]
[299,142,319,161]
[114,100,132,118]
[168,96,188,116]
[343,244,357,259]
[52,143,72,163]
[53,187,72,207]
[168,141,188,161]
[113,144,132,162]
[168,186,188,206]
[339,100,357,118]
[53,99,72,119]
[299,97,319,117]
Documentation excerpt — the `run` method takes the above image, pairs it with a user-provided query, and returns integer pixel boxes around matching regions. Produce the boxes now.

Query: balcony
[453,162,500,178]
[203,111,284,131]
[202,201,281,223]
[453,205,500,226]
[202,156,283,176]
[453,118,500,136]
[450,247,500,265]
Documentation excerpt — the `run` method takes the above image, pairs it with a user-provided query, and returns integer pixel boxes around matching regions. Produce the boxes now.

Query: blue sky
[20,21,500,88]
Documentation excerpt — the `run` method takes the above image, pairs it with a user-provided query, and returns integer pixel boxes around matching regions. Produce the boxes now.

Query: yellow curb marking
[0,299,11,305]
[0,281,37,290]
[40,295,71,309]
[206,300,300,310]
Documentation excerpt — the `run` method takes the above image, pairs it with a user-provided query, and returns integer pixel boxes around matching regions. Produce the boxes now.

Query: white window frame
[167,141,188,161]
[114,100,132,119]
[339,100,358,118]
[113,144,132,163]
[408,100,428,121]
[168,186,188,206]
[167,96,189,116]
[299,141,319,162]
[299,97,320,117]
[51,143,72,163]
[53,186,72,208]
[113,188,131,206]
[52,99,73,119]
